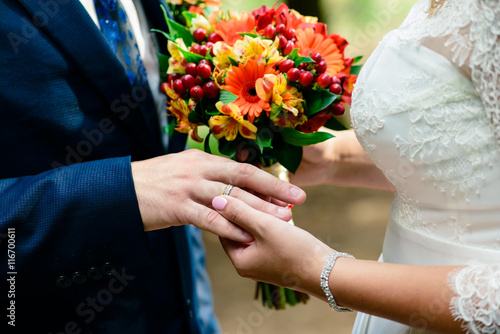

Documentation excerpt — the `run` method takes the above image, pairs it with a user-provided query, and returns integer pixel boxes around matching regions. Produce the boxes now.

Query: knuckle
[203,209,220,227]
[237,163,257,178]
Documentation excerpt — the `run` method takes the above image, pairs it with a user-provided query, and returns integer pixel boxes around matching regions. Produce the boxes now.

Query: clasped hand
[131,149,306,242]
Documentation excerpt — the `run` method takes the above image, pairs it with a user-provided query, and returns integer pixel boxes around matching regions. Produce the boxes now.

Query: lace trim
[449,262,500,333]
[399,0,500,146]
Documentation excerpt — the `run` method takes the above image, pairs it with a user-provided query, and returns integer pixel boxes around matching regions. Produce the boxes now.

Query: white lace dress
[349,0,500,333]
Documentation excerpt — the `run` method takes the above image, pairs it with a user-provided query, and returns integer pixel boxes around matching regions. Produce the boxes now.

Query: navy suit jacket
[0,0,213,333]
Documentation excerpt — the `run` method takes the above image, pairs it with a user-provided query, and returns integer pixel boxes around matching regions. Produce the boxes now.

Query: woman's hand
[213,194,333,298]
[291,128,395,191]
[290,127,338,187]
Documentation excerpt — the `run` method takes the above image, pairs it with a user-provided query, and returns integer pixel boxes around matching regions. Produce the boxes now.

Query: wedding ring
[223,184,233,196]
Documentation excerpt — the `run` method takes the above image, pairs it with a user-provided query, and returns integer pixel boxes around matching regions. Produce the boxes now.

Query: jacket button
[87,267,102,280]
[103,262,116,276]
[55,275,71,288]
[71,272,87,285]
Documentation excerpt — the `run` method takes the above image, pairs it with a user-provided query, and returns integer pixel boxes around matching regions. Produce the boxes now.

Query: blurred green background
[201,1,416,333]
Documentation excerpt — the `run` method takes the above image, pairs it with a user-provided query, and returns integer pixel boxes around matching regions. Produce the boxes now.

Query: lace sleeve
[449,263,500,333]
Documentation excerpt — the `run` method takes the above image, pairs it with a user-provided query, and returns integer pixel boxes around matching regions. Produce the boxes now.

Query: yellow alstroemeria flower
[255,73,304,116]
[232,36,282,66]
[209,102,257,141]
[167,38,188,74]
[189,14,213,34]
[211,42,234,71]
[167,97,202,142]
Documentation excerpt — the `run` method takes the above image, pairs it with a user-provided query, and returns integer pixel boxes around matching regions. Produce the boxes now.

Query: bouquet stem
[254,163,310,309]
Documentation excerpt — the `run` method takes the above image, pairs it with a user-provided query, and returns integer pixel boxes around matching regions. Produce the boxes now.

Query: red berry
[317,73,331,88]
[200,45,209,56]
[205,42,214,49]
[190,44,200,54]
[207,32,223,43]
[263,24,276,39]
[173,79,185,95]
[287,68,300,81]
[193,28,207,42]
[299,71,314,86]
[284,28,296,40]
[283,40,295,55]
[168,73,181,83]
[199,59,210,66]
[278,35,288,48]
[185,63,198,76]
[190,86,204,100]
[331,103,345,116]
[279,59,295,73]
[330,76,341,85]
[316,60,327,73]
[197,63,212,79]
[311,52,323,63]
[181,74,196,90]
[194,75,204,86]
[329,83,342,95]
[203,81,219,98]
[275,23,286,34]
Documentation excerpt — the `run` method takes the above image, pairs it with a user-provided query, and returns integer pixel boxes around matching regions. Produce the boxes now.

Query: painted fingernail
[290,187,303,198]
[212,196,227,211]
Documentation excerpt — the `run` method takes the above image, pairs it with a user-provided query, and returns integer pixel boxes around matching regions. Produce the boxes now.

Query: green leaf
[151,28,172,42]
[160,4,170,26]
[350,65,362,76]
[228,57,239,67]
[177,47,205,63]
[303,89,339,116]
[203,132,212,154]
[219,90,238,104]
[273,143,302,174]
[281,127,334,146]
[166,121,176,139]
[255,136,264,153]
[257,128,273,148]
[218,138,239,158]
[188,108,203,124]
[287,48,315,67]
[270,103,282,120]
[157,51,170,82]
[238,33,259,38]
[324,116,348,130]
[353,55,363,64]
[166,17,195,46]
[182,12,197,27]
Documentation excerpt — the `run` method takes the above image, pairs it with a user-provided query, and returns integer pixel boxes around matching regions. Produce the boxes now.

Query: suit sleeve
[1,156,152,293]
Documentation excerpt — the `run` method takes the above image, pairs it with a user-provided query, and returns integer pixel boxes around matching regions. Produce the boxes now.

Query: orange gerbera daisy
[295,28,345,77]
[214,12,256,46]
[222,60,277,122]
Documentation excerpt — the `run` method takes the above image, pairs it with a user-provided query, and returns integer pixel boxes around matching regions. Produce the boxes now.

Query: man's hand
[131,149,306,242]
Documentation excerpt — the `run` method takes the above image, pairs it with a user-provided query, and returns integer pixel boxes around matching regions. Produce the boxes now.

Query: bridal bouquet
[158,0,359,308]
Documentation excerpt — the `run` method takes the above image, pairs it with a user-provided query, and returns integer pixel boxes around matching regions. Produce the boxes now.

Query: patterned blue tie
[94,0,147,85]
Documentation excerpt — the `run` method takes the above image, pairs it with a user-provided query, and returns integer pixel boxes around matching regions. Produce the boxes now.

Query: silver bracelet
[320,251,355,312]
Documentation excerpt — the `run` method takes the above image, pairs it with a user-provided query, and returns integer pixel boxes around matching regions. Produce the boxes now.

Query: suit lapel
[18,0,163,157]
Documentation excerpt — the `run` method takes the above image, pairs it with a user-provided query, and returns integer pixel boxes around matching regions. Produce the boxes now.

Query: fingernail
[212,196,227,211]
[278,207,288,217]
[290,187,303,198]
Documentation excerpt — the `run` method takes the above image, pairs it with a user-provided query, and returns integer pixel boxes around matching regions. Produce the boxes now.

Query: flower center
[241,81,261,103]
